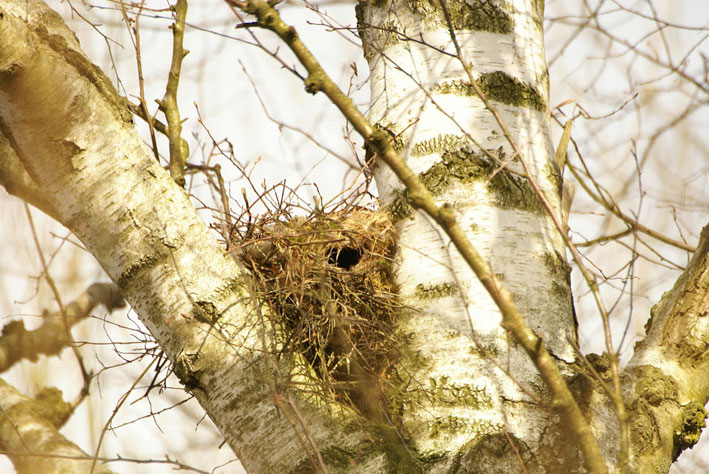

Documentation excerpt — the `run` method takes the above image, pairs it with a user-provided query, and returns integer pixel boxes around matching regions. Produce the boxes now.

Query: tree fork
[225,0,606,471]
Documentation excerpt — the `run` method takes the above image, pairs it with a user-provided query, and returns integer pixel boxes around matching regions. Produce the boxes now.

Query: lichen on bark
[435,72,546,112]
[407,0,512,33]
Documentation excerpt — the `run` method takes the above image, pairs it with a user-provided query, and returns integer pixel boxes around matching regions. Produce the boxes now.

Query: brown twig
[119,0,160,161]
[24,205,93,402]
[159,0,190,186]
[0,283,124,373]
[89,356,156,474]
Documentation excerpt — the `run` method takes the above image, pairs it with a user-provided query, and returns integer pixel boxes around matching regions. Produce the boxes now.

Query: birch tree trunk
[0,2,381,472]
[356,0,580,470]
[1,0,708,473]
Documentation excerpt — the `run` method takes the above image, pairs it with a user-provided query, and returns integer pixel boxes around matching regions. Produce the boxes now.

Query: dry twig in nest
[232,206,400,415]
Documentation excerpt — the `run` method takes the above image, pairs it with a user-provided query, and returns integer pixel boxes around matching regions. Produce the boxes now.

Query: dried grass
[231,204,400,412]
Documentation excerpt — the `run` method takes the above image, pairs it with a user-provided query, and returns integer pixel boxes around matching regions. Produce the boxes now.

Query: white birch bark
[3,0,708,472]
[0,2,389,472]
[357,0,579,469]
[0,378,115,474]
[613,227,709,472]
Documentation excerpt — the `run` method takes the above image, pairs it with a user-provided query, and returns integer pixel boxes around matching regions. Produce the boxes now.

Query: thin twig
[24,204,92,402]
[159,0,190,186]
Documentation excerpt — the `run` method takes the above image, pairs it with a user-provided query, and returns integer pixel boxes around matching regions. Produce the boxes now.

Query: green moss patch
[387,141,545,223]
[435,72,546,111]
[415,282,459,299]
[409,0,512,33]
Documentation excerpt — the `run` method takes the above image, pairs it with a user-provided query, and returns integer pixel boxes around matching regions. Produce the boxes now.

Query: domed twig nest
[233,207,400,410]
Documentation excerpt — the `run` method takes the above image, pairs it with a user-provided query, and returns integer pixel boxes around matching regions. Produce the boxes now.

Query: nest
[232,206,400,410]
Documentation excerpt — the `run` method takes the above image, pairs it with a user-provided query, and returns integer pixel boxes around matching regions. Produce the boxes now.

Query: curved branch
[160,0,190,186]
[622,224,709,471]
[0,2,387,471]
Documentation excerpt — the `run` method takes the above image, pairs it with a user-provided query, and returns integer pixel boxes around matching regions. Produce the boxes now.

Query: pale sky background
[0,0,707,472]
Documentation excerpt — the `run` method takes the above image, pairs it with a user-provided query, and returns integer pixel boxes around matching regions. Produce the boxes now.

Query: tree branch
[0,2,387,471]
[0,378,114,474]
[0,283,124,373]
[584,224,709,472]
[159,0,190,186]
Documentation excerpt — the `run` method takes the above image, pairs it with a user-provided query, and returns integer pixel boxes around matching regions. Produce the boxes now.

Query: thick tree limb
[0,378,114,474]
[617,224,709,472]
[0,1,389,471]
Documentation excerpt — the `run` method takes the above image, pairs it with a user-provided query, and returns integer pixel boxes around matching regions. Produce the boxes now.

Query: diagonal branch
[0,2,388,471]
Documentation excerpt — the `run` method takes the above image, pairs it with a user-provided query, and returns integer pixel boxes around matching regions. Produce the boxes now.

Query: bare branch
[0,283,124,373]
[0,378,115,474]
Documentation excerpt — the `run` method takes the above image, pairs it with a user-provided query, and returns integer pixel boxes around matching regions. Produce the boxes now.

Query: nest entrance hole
[233,207,399,414]
[328,246,361,270]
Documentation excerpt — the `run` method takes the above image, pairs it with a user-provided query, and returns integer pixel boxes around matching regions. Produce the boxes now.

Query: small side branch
[160,0,190,186]
[0,283,124,373]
